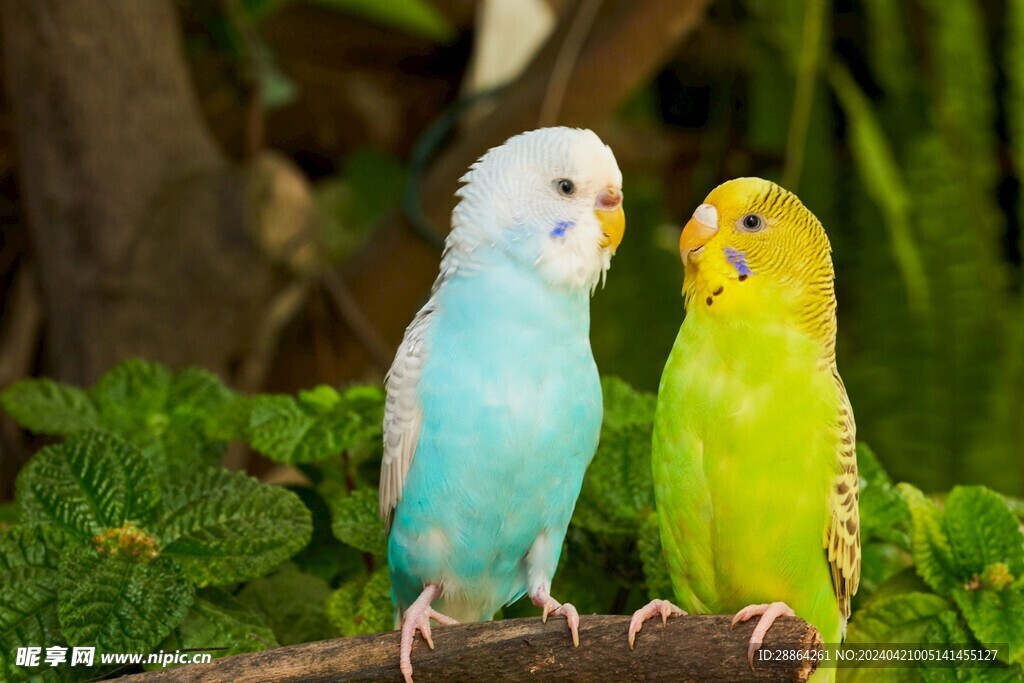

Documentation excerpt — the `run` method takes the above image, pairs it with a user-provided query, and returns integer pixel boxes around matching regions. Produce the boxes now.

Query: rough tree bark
[125,615,822,682]
[0,0,278,384]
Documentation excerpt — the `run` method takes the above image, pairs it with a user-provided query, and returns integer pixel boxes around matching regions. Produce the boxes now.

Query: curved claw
[627,598,686,650]
[730,601,796,670]
[399,585,458,683]
[540,597,580,646]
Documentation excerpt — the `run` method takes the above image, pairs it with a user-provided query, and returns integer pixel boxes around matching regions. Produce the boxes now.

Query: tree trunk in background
[0,0,276,384]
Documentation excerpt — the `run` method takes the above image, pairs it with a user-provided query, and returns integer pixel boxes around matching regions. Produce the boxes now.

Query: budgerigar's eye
[556,179,576,197]
[739,213,764,231]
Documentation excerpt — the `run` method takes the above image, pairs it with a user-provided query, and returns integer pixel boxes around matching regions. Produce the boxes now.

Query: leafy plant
[5,357,1022,682]
[846,461,1024,681]
[0,430,309,681]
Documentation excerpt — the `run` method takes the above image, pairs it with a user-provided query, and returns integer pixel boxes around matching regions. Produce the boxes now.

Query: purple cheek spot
[724,247,754,278]
[550,220,576,238]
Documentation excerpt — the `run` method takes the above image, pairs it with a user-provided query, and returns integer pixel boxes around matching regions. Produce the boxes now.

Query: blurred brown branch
[336,0,713,373]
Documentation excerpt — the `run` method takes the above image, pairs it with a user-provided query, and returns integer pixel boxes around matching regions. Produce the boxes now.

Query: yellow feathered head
[678,177,837,344]
[679,179,831,313]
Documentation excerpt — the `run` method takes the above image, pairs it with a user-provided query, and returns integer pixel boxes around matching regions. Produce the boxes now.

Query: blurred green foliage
[589,0,1024,498]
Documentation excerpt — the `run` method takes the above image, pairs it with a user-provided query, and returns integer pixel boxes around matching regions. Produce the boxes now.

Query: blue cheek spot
[724,247,754,278]
[550,220,576,238]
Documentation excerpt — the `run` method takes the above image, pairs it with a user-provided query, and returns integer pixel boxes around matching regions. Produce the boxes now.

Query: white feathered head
[445,127,624,292]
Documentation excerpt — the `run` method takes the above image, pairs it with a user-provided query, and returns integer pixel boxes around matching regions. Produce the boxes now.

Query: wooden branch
[335,0,714,367]
[126,614,821,682]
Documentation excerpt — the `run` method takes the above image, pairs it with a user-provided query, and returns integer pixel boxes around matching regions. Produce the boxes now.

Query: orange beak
[595,187,625,253]
[679,202,719,266]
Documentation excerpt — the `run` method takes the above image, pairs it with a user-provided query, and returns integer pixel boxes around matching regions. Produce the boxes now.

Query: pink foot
[531,584,581,647]
[627,598,686,650]
[399,584,458,683]
[731,601,796,669]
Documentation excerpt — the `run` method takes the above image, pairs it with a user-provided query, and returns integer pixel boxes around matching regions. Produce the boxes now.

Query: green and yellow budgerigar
[628,178,859,678]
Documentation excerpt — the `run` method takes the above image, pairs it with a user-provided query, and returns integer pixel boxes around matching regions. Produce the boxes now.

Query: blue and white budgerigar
[380,127,625,682]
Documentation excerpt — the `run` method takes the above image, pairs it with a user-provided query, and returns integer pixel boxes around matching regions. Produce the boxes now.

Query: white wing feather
[379,302,434,530]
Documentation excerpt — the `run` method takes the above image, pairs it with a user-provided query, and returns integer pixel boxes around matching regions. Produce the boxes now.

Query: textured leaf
[326,566,393,636]
[0,527,64,682]
[240,386,384,464]
[845,591,952,644]
[572,377,657,534]
[16,431,160,538]
[58,545,194,653]
[205,395,256,442]
[637,513,673,600]
[899,483,959,595]
[600,376,656,430]
[90,361,232,480]
[156,468,312,585]
[943,486,1024,580]
[236,564,335,645]
[574,423,654,534]
[858,443,911,549]
[953,585,1024,665]
[0,379,99,435]
[918,611,998,683]
[167,367,235,426]
[151,587,277,668]
[331,488,387,557]
[93,358,173,433]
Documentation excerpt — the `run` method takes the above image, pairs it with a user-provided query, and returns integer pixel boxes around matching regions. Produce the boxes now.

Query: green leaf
[90,360,232,478]
[918,611,999,683]
[637,513,673,599]
[326,566,393,636]
[943,486,1024,580]
[600,376,656,430]
[298,385,342,411]
[331,488,387,557]
[573,422,654,534]
[899,483,959,595]
[953,585,1024,665]
[236,564,335,645]
[151,587,277,668]
[16,431,160,538]
[0,378,98,435]
[58,546,194,653]
[858,443,911,549]
[205,395,256,442]
[845,591,952,643]
[156,468,312,585]
[304,0,455,43]
[289,486,364,583]
[167,367,235,427]
[572,377,657,535]
[93,358,173,433]
[0,527,64,682]
[240,387,384,464]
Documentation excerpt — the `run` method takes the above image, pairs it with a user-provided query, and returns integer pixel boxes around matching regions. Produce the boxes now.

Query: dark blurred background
[0,0,1020,499]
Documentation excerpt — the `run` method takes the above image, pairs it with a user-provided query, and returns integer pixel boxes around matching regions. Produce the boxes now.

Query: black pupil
[560,180,574,195]
[744,214,760,229]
